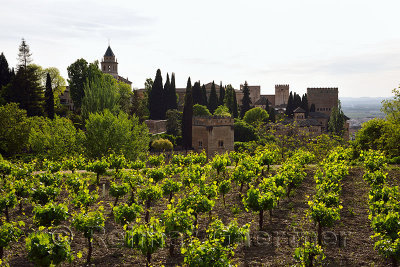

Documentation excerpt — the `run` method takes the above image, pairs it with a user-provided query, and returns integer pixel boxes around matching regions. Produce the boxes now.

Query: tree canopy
[193,104,211,117]
[240,81,252,118]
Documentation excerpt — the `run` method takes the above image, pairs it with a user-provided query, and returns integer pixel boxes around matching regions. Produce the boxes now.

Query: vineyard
[0,149,400,266]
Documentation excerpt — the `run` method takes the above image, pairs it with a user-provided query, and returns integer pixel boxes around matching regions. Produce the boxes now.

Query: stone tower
[307,87,338,116]
[275,84,289,107]
[101,46,118,79]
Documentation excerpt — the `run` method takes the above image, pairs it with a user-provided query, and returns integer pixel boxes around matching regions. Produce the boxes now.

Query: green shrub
[151,139,173,152]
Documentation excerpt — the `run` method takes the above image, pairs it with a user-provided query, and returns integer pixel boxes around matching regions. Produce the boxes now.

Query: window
[198,141,203,148]
[108,65,111,71]
[218,140,224,148]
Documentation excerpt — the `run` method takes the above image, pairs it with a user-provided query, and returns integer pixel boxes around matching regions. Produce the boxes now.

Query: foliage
[328,100,346,136]
[26,230,72,267]
[113,203,143,225]
[214,105,231,117]
[208,81,218,114]
[0,103,32,156]
[181,238,233,267]
[33,203,69,227]
[166,109,182,136]
[193,104,211,117]
[87,158,108,184]
[29,116,84,160]
[81,73,120,118]
[125,218,165,265]
[107,153,126,173]
[240,81,252,118]
[147,154,165,167]
[293,241,325,267]
[243,107,269,126]
[31,185,60,205]
[109,181,129,205]
[151,138,173,151]
[381,88,400,123]
[0,222,23,258]
[44,72,54,119]
[207,219,249,247]
[85,109,149,161]
[149,69,165,120]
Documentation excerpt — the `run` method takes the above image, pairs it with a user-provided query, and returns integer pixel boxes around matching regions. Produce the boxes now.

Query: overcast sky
[1,0,400,97]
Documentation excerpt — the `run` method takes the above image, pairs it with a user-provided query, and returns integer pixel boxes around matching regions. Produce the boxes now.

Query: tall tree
[310,103,316,112]
[81,74,120,119]
[44,73,54,119]
[200,84,207,106]
[232,87,238,118]
[182,77,193,149]
[208,81,218,114]
[240,81,252,118]
[164,73,170,113]
[0,53,12,89]
[285,91,294,117]
[149,69,165,119]
[269,107,276,123]
[192,81,202,105]
[17,38,32,69]
[3,65,44,116]
[166,72,178,110]
[301,93,309,117]
[218,82,225,106]
[328,100,346,136]
[67,58,89,110]
[294,93,302,110]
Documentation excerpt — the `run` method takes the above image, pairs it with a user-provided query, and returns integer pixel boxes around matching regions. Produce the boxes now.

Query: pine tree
[17,38,32,70]
[164,73,170,113]
[218,82,225,106]
[265,98,270,116]
[44,73,54,119]
[4,65,44,116]
[166,72,178,110]
[182,77,193,149]
[200,84,207,106]
[208,81,218,114]
[240,81,252,118]
[149,69,165,119]
[301,93,309,117]
[192,81,202,105]
[0,53,13,89]
[285,91,294,117]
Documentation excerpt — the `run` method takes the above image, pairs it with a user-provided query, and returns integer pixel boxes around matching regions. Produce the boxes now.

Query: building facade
[192,116,234,158]
[101,46,132,86]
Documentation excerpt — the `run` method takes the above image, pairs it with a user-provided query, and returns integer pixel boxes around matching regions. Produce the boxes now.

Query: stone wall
[145,120,167,134]
[275,84,289,107]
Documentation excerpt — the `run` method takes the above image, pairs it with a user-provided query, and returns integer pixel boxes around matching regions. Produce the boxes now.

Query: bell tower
[101,46,118,79]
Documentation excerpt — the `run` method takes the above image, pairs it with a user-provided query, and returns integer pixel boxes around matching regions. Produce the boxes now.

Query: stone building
[101,46,132,86]
[307,87,338,116]
[192,116,234,158]
[59,86,74,111]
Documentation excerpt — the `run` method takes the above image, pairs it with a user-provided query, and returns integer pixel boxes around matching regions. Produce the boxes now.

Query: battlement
[307,87,338,92]
[275,84,289,89]
[193,116,234,126]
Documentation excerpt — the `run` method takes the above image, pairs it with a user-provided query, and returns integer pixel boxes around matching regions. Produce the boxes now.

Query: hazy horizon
[1,0,400,98]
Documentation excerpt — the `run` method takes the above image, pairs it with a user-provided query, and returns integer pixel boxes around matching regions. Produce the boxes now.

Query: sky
[1,0,400,98]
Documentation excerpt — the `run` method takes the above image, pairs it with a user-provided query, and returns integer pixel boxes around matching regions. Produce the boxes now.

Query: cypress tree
[218,81,225,106]
[167,72,178,110]
[294,93,302,110]
[200,84,207,106]
[310,103,316,113]
[192,81,202,105]
[285,91,294,117]
[0,53,12,89]
[182,77,193,149]
[301,93,309,117]
[149,69,164,119]
[164,73,170,113]
[44,73,54,119]
[232,87,238,118]
[240,81,252,118]
[269,107,276,123]
[208,81,218,114]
